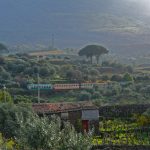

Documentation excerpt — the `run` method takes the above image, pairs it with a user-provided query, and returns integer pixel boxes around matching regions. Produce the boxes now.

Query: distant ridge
[0,0,150,56]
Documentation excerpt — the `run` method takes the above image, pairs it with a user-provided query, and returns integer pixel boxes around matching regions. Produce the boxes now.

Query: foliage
[0,103,33,138]
[0,104,92,150]
[0,133,16,150]
[0,90,12,103]
[0,57,5,64]
[78,91,92,101]
[66,69,83,82]
[134,109,150,126]
[96,119,150,146]
[13,95,32,104]
[79,45,108,64]
[111,74,123,82]
[0,54,148,104]
[17,115,92,150]
[136,115,150,126]
[92,91,101,99]
[123,73,134,82]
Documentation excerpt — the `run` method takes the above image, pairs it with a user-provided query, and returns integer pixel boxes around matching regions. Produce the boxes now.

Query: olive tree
[0,103,32,138]
[0,90,12,103]
[17,115,92,150]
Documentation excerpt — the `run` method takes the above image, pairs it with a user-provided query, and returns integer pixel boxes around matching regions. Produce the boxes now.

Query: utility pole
[37,56,40,103]
[52,34,54,49]
[3,85,6,103]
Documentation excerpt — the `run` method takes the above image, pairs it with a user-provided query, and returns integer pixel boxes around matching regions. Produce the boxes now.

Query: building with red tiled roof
[32,101,99,133]
[32,101,97,113]
[29,50,64,57]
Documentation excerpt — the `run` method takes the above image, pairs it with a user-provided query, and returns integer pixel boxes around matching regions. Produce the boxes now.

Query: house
[32,101,99,133]
[28,50,64,57]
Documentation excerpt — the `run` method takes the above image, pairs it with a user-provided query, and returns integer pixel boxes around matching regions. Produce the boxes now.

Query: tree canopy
[17,115,92,150]
[0,90,12,103]
[78,45,108,64]
[0,43,8,52]
[0,103,33,138]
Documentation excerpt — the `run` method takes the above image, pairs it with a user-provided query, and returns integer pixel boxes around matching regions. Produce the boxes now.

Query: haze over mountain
[0,0,150,56]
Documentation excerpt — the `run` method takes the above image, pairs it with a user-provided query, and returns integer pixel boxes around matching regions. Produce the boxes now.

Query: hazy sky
[0,0,150,48]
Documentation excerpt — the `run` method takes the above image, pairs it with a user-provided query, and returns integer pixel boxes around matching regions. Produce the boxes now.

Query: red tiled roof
[32,101,97,114]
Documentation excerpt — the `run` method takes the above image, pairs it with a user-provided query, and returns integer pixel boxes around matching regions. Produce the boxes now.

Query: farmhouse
[28,50,64,57]
[28,50,78,62]
[32,101,99,133]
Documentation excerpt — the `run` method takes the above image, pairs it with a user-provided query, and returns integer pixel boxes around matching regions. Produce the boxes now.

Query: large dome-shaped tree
[78,45,108,64]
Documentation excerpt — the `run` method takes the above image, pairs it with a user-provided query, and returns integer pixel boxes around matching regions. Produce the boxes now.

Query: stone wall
[99,104,150,118]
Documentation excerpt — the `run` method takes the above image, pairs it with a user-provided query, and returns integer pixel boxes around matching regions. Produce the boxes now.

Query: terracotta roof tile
[32,101,97,113]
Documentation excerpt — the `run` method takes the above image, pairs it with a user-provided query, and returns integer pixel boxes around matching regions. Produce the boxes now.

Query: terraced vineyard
[94,119,150,146]
[92,105,150,149]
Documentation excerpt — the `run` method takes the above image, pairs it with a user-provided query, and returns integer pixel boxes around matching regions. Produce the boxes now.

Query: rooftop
[29,50,64,57]
[32,101,98,114]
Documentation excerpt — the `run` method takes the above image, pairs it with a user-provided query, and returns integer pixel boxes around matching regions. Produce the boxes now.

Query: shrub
[78,91,92,101]
[17,115,92,150]
[0,103,33,138]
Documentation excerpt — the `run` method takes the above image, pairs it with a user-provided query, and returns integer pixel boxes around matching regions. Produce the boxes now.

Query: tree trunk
[90,56,93,64]
[96,55,100,64]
